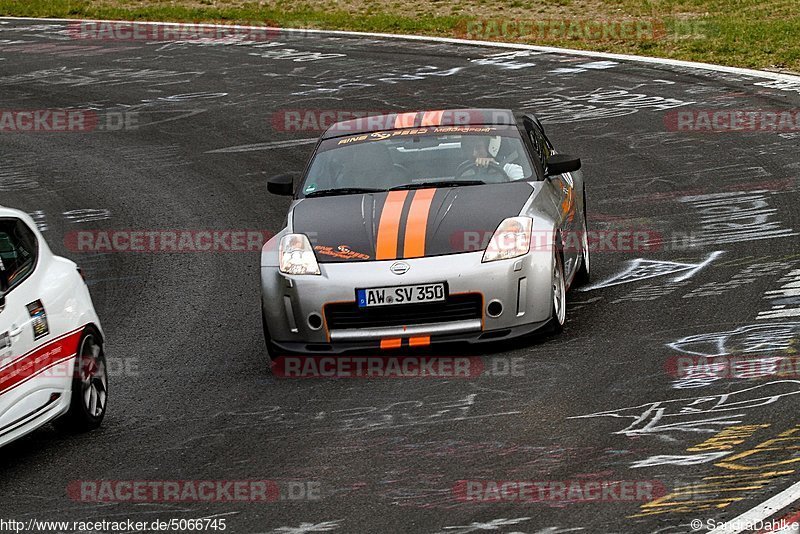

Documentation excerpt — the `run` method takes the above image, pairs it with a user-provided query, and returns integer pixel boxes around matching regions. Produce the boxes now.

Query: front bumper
[261,250,554,353]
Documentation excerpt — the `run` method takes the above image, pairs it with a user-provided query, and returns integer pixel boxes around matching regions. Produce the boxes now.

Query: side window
[518,120,544,180]
[528,126,552,168]
[0,218,39,293]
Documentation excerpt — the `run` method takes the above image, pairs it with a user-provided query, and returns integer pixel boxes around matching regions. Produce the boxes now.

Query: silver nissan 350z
[260,108,589,355]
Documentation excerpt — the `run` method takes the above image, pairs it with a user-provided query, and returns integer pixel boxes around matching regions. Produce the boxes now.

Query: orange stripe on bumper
[403,188,436,258]
[421,110,444,126]
[408,336,431,347]
[380,338,403,349]
[376,190,408,260]
[394,112,418,129]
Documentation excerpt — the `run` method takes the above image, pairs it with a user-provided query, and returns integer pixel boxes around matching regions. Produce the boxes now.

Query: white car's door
[0,290,36,384]
[0,284,41,398]
[0,216,71,436]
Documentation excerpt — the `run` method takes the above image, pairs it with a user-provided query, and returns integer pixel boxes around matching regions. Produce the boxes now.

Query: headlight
[279,234,320,275]
[482,217,533,263]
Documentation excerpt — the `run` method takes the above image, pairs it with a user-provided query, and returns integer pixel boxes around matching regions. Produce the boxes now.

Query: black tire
[54,326,107,433]
[574,190,591,286]
[545,250,567,334]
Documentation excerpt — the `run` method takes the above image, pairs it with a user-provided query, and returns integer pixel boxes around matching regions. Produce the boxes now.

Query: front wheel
[546,251,567,334]
[55,327,108,433]
[574,193,591,286]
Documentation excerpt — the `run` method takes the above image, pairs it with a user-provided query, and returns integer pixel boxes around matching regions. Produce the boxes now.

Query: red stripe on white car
[0,328,84,395]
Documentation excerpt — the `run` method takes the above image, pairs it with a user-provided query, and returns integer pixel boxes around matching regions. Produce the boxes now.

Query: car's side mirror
[545,154,581,177]
[267,174,294,196]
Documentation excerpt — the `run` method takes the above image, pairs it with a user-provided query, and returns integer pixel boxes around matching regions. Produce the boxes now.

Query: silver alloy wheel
[79,334,107,418]
[581,217,590,275]
[553,255,566,326]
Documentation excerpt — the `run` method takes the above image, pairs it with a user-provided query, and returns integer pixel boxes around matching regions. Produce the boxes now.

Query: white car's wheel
[55,327,108,432]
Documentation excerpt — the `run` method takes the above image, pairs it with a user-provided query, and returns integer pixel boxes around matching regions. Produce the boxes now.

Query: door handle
[9,325,23,338]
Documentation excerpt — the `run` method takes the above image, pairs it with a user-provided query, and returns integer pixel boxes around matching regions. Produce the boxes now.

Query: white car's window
[301,126,535,196]
[0,218,38,292]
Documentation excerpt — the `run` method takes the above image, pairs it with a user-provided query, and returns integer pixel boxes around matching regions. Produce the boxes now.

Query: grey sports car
[261,108,589,355]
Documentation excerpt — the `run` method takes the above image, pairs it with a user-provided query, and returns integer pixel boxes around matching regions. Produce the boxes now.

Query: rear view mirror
[267,174,294,196]
[546,154,581,177]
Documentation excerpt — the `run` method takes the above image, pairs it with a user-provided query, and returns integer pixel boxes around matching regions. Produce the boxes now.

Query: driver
[463,135,524,180]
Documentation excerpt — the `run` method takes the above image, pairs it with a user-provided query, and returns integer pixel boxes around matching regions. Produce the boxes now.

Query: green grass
[1,0,798,72]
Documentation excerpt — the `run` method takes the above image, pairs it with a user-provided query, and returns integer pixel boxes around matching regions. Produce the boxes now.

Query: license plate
[357,283,446,308]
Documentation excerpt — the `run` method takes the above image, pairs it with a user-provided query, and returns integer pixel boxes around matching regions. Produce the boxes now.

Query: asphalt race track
[2,18,800,534]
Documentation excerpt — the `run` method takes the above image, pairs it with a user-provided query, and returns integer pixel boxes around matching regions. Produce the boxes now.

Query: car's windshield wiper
[305,187,385,197]
[389,180,485,191]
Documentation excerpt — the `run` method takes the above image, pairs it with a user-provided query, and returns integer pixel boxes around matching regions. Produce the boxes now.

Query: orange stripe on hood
[394,112,418,129]
[403,189,436,258]
[376,191,408,260]
[421,110,444,126]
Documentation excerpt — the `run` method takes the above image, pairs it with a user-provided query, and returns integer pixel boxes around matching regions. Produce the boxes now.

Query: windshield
[299,125,536,197]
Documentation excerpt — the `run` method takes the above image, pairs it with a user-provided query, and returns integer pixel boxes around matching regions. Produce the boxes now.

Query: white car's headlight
[482,217,533,263]
[279,234,320,275]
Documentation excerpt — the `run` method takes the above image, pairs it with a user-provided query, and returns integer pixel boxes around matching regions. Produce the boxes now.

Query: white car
[0,206,107,448]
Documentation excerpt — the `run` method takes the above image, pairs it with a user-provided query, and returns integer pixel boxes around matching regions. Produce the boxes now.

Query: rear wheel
[55,327,108,432]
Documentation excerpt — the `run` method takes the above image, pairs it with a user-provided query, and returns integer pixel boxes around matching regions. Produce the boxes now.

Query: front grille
[325,293,483,330]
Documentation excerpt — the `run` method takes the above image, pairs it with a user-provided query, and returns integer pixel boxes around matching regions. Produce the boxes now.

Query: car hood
[291,182,535,262]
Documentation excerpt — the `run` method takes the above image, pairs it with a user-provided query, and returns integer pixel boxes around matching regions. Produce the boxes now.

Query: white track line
[2,16,800,83]
[707,480,800,534]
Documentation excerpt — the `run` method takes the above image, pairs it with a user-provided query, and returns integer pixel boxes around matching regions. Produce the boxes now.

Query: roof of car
[0,206,32,221]
[321,108,518,139]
